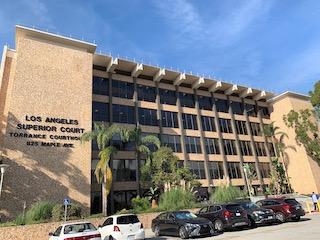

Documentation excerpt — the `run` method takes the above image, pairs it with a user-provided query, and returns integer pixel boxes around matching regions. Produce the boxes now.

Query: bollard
[317,200,320,212]
[306,200,311,214]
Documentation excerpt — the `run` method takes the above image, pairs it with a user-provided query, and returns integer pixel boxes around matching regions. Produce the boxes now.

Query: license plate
[236,213,241,216]
[296,206,301,210]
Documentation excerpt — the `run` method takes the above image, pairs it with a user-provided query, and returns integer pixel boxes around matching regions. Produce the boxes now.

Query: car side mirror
[98,225,102,228]
[49,232,54,236]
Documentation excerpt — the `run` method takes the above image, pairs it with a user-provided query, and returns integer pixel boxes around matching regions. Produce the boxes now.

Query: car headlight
[185,223,199,230]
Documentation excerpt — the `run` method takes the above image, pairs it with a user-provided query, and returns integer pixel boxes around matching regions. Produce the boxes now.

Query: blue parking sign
[64,198,70,205]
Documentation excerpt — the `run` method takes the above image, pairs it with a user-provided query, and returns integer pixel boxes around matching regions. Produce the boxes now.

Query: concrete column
[194,90,212,193]
[175,86,189,166]
[211,93,230,185]
[155,82,164,143]
[108,72,114,214]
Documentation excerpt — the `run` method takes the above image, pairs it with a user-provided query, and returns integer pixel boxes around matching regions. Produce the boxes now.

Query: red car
[255,198,305,223]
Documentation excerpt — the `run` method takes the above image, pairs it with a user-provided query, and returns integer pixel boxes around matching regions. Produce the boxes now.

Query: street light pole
[243,164,252,200]
[0,164,9,198]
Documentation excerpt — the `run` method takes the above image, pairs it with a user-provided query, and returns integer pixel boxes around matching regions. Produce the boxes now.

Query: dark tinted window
[138,108,158,126]
[162,111,179,128]
[112,80,134,99]
[284,199,300,205]
[219,118,233,133]
[209,161,224,179]
[162,135,182,152]
[112,104,135,124]
[137,84,156,102]
[215,99,229,113]
[179,92,195,108]
[235,120,248,135]
[102,218,113,227]
[225,204,243,211]
[182,113,198,130]
[245,103,257,117]
[198,95,213,110]
[185,136,202,153]
[230,101,243,115]
[205,138,220,154]
[159,88,176,105]
[117,215,140,224]
[92,102,109,122]
[201,116,216,132]
[93,76,109,95]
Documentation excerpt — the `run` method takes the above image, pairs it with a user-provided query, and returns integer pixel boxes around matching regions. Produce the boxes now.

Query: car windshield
[64,223,96,234]
[174,212,197,219]
[240,202,259,209]
[117,215,140,224]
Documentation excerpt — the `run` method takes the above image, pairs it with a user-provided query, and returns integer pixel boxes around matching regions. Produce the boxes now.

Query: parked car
[255,197,305,223]
[151,211,214,239]
[99,213,145,240]
[236,200,276,227]
[196,203,250,232]
[49,221,101,240]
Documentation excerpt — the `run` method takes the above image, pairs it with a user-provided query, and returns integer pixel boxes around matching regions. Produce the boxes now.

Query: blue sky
[1,0,320,95]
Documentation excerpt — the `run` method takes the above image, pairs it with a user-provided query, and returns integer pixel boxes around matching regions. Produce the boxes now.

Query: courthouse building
[0,25,319,220]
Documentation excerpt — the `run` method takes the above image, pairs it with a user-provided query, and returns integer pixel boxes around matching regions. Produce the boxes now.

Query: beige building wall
[0,31,94,221]
[269,93,320,194]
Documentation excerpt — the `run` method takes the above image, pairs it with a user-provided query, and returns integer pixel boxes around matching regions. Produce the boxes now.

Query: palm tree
[81,122,121,215]
[264,122,295,193]
[243,163,258,196]
[120,123,160,196]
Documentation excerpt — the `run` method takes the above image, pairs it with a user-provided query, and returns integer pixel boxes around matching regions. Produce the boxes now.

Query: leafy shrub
[210,185,246,203]
[52,203,82,222]
[132,196,151,212]
[23,201,54,224]
[159,188,196,211]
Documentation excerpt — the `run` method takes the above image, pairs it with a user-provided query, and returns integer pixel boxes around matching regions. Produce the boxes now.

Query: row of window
[93,77,270,118]
[93,102,264,136]
[93,159,271,183]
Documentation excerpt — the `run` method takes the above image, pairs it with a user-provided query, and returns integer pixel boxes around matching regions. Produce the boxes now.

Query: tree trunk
[102,181,107,215]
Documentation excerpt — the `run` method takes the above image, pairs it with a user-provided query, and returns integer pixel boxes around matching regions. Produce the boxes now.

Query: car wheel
[154,225,160,237]
[292,216,301,221]
[275,212,286,223]
[249,218,256,228]
[214,219,224,232]
[179,226,188,239]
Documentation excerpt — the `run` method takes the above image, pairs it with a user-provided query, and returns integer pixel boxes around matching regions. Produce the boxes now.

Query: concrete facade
[0,25,319,221]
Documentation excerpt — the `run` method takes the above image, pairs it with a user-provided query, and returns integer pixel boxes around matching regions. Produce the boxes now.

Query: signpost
[64,198,70,222]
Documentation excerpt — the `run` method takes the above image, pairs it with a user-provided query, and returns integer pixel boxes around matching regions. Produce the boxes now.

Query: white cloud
[22,0,49,24]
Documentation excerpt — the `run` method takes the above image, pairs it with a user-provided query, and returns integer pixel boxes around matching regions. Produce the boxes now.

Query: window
[112,80,134,99]
[255,142,267,156]
[235,120,248,135]
[162,134,182,152]
[182,113,198,130]
[228,162,242,179]
[245,103,257,117]
[188,161,206,179]
[112,104,135,124]
[198,95,213,110]
[162,111,179,128]
[114,190,137,213]
[113,159,136,181]
[268,142,276,157]
[239,141,253,156]
[260,162,270,178]
[138,108,158,126]
[159,88,176,105]
[185,136,202,153]
[93,76,109,95]
[258,106,270,119]
[250,122,261,136]
[209,161,224,179]
[92,102,109,122]
[179,92,195,108]
[219,118,233,133]
[112,133,135,151]
[256,142,267,156]
[223,139,237,155]
[215,98,229,113]
[230,101,243,115]
[205,138,220,154]
[201,116,216,132]
[137,84,156,102]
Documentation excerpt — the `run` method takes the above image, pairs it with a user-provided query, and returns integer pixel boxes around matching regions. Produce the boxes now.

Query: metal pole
[0,172,4,198]
[243,165,252,200]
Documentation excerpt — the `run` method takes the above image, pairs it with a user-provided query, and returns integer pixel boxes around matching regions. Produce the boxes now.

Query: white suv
[99,214,145,240]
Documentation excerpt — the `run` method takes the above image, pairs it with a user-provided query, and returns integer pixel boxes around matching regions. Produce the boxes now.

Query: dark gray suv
[196,203,250,232]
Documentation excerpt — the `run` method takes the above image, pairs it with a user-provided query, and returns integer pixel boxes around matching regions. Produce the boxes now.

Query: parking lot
[145,212,320,240]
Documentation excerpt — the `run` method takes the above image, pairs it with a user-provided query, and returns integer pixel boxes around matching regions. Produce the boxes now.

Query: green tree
[81,122,120,215]
[120,123,161,196]
[141,146,198,192]
[243,163,257,195]
[210,185,245,203]
[309,80,320,119]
